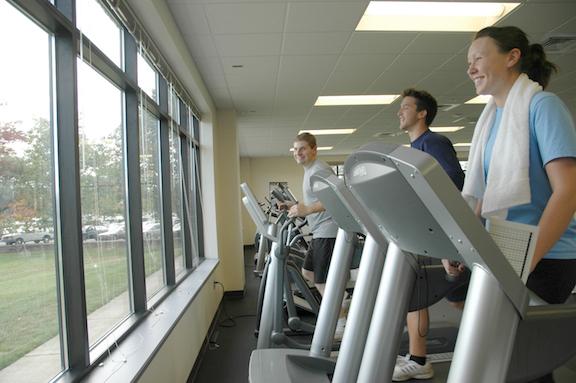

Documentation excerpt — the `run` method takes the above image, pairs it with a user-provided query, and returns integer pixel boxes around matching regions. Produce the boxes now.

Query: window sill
[55,258,219,383]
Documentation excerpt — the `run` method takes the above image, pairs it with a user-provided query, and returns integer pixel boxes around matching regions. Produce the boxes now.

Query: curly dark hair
[401,88,438,127]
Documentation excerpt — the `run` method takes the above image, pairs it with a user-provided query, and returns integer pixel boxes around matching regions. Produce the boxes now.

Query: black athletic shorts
[527,259,576,304]
[445,268,471,303]
[303,237,336,284]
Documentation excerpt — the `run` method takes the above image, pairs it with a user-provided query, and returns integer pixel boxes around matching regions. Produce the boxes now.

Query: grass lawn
[0,241,163,371]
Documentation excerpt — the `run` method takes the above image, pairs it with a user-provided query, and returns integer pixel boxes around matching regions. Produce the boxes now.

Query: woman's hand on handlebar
[442,259,465,278]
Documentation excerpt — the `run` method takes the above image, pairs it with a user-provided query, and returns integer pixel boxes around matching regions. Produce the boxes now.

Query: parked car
[173,222,182,238]
[143,222,162,240]
[97,224,126,241]
[1,231,52,245]
[82,225,108,241]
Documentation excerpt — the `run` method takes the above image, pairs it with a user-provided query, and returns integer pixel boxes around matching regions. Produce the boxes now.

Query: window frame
[3,0,205,380]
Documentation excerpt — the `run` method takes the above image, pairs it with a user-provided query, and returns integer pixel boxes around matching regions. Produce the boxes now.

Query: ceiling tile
[192,57,227,86]
[416,72,472,96]
[168,2,211,36]
[436,54,468,73]
[277,55,339,91]
[547,15,576,35]
[184,35,219,58]
[160,0,576,157]
[387,54,450,73]
[368,71,429,94]
[204,3,286,34]
[285,2,366,33]
[404,32,473,55]
[221,56,279,77]
[214,34,282,57]
[344,32,417,54]
[283,32,351,55]
[327,54,396,91]
[501,3,576,38]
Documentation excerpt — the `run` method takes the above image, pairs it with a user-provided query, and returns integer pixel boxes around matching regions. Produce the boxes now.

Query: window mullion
[53,0,90,372]
[124,29,147,312]
[158,77,175,285]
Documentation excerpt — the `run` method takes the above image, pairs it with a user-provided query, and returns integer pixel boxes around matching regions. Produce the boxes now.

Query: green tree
[79,124,125,222]
[0,121,26,233]
[18,118,53,228]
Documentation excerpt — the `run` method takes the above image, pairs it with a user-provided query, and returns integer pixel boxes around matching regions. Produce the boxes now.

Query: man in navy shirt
[393,89,467,381]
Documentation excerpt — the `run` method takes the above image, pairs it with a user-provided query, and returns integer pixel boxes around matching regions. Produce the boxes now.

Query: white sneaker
[395,354,409,366]
[392,355,434,381]
[334,317,346,341]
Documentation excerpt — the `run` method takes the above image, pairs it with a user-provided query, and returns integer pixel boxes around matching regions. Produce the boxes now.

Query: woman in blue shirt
[465,26,576,383]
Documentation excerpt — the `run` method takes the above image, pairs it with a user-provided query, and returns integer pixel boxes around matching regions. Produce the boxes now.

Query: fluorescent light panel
[356,2,520,32]
[465,95,492,104]
[290,147,333,152]
[298,129,356,135]
[454,143,472,151]
[430,126,464,133]
[315,95,400,106]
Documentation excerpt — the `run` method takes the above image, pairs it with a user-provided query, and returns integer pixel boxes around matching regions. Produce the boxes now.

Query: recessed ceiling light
[465,95,492,104]
[454,143,471,151]
[356,1,520,32]
[298,129,356,135]
[314,95,400,106]
[290,146,333,152]
[430,126,464,133]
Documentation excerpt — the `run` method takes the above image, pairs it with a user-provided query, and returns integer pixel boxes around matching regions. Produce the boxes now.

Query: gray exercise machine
[241,183,321,347]
[247,171,389,382]
[253,184,307,275]
[345,142,576,382]
[248,169,469,382]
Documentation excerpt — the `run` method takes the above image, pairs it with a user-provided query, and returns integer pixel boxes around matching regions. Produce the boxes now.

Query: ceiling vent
[438,104,460,112]
[541,34,576,54]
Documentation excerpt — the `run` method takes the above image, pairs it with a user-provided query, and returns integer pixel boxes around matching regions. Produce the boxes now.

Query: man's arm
[288,201,325,218]
[277,200,296,210]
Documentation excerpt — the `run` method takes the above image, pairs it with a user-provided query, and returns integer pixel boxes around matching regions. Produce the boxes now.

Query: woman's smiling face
[467,36,521,105]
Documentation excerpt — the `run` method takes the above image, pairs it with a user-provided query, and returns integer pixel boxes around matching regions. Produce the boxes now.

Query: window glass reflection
[170,127,185,276]
[190,141,200,268]
[137,53,158,102]
[77,60,131,350]
[0,1,61,381]
[169,89,180,125]
[140,108,165,298]
[76,0,122,68]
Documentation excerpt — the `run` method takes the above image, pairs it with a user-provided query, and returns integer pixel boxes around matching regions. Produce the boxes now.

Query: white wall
[125,1,245,381]
[137,273,221,383]
[212,109,245,292]
[239,157,255,245]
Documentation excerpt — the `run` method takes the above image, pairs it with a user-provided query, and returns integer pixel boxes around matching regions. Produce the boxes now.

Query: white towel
[462,73,542,219]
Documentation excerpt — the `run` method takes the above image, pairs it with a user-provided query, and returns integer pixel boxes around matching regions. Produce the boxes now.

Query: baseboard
[224,289,246,299]
[187,287,247,381]
[187,303,223,383]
